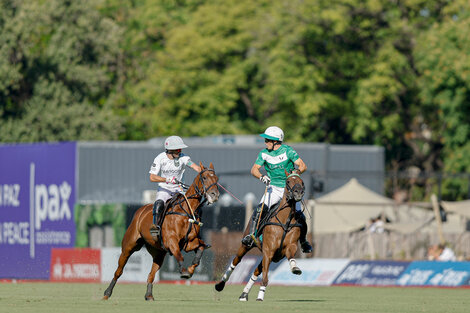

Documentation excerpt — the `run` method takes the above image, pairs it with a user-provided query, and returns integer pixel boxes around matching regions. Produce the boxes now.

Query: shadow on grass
[274,299,326,303]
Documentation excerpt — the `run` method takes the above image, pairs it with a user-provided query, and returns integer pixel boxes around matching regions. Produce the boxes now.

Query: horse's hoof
[102,296,109,300]
[291,266,302,275]
[215,281,225,292]
[239,292,248,301]
[145,295,154,301]
[205,244,212,249]
[180,271,191,279]
[256,298,264,301]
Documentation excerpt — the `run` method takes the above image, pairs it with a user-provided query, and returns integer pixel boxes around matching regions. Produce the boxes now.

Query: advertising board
[0,142,76,279]
[396,261,470,287]
[333,260,410,286]
[50,248,100,283]
[270,258,349,286]
[101,247,156,283]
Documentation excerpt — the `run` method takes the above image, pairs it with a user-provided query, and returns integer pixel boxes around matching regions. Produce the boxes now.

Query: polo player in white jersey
[149,136,201,240]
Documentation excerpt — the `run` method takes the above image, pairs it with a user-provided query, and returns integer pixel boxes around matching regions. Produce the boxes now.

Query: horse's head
[284,169,305,202]
[197,162,220,204]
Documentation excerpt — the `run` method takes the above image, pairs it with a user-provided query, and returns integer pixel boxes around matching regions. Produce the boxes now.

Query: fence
[314,232,470,260]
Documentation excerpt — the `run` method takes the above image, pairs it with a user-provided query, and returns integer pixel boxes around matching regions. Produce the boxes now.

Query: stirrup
[150,224,160,240]
[300,240,313,253]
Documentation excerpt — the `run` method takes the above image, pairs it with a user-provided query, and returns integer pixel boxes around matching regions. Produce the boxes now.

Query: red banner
[50,248,101,282]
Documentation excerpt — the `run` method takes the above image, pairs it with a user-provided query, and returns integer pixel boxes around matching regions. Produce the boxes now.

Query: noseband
[285,173,305,201]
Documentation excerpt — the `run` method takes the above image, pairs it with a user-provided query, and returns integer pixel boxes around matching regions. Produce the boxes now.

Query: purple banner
[333,260,411,286]
[0,142,76,279]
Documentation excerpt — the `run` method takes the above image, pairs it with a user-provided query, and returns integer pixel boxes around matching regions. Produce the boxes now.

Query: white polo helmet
[164,136,188,150]
[260,126,284,141]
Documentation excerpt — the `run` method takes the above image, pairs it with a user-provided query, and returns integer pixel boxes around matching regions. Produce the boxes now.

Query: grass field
[0,282,468,313]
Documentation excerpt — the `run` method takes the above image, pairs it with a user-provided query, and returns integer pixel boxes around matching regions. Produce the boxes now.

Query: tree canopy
[1,0,470,200]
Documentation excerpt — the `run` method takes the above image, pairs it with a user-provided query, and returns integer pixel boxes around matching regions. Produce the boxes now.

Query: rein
[166,168,218,223]
[161,167,219,252]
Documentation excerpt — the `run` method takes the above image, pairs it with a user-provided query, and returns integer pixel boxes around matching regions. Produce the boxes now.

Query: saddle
[252,201,281,244]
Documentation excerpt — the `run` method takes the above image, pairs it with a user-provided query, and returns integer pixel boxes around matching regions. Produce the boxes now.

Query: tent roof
[441,200,470,219]
[313,178,395,233]
[316,178,394,205]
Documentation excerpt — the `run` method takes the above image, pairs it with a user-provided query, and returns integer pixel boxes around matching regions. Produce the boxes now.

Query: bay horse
[103,162,219,300]
[215,170,305,301]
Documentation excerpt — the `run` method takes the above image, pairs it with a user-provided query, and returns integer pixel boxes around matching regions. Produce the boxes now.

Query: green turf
[0,282,468,313]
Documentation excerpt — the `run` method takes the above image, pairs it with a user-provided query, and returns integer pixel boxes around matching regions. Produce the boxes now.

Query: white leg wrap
[257,286,266,301]
[289,258,297,270]
[243,274,258,293]
[222,263,236,282]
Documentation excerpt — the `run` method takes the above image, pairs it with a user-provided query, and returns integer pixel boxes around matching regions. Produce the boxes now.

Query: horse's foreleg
[239,261,262,301]
[145,251,166,301]
[215,243,250,292]
[167,238,189,279]
[285,242,301,275]
[257,252,274,302]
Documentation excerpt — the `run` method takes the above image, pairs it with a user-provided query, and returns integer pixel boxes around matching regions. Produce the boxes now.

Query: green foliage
[2,0,470,199]
[74,203,126,247]
[0,0,124,142]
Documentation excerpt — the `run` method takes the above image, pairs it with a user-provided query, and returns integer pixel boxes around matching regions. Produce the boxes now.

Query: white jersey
[149,152,194,191]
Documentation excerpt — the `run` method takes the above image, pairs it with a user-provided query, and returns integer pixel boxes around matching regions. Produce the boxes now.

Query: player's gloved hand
[260,175,271,185]
[166,176,177,184]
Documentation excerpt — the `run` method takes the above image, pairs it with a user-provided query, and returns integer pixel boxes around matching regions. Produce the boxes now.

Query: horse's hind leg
[215,243,250,292]
[186,242,205,278]
[144,249,166,301]
[239,261,262,301]
[103,233,143,300]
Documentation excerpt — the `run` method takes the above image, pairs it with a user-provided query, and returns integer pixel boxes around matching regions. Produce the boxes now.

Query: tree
[414,0,470,199]
[0,0,124,142]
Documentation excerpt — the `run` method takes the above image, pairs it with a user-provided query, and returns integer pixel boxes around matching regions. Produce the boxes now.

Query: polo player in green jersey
[241,126,313,253]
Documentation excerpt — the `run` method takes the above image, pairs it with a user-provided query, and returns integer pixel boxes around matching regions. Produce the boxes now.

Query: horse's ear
[285,169,289,177]
[199,161,204,169]
[209,162,214,169]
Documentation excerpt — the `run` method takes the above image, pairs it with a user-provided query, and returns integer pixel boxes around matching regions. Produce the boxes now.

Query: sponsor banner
[159,249,215,281]
[226,255,262,284]
[333,260,411,286]
[223,255,283,284]
[270,258,350,286]
[0,142,76,279]
[101,247,157,283]
[50,248,100,283]
[396,261,470,287]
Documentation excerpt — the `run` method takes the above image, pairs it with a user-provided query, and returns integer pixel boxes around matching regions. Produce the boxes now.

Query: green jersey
[255,144,299,187]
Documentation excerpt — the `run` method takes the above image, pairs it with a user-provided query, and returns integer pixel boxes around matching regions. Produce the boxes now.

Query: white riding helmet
[260,126,284,142]
[164,136,188,150]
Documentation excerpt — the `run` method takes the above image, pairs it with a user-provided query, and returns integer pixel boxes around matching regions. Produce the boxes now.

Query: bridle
[179,168,219,200]
[285,173,305,201]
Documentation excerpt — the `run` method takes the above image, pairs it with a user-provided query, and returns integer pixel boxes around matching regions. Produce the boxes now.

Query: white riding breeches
[155,186,183,203]
[259,185,302,212]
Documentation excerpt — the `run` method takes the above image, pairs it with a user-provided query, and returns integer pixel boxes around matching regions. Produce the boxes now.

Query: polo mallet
[251,185,268,248]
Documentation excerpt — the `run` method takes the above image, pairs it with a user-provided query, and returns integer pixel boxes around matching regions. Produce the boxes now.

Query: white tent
[312,178,396,234]
[441,200,470,219]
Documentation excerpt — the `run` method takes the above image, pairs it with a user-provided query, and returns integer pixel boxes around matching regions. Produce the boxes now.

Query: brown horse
[215,170,305,301]
[103,162,219,300]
